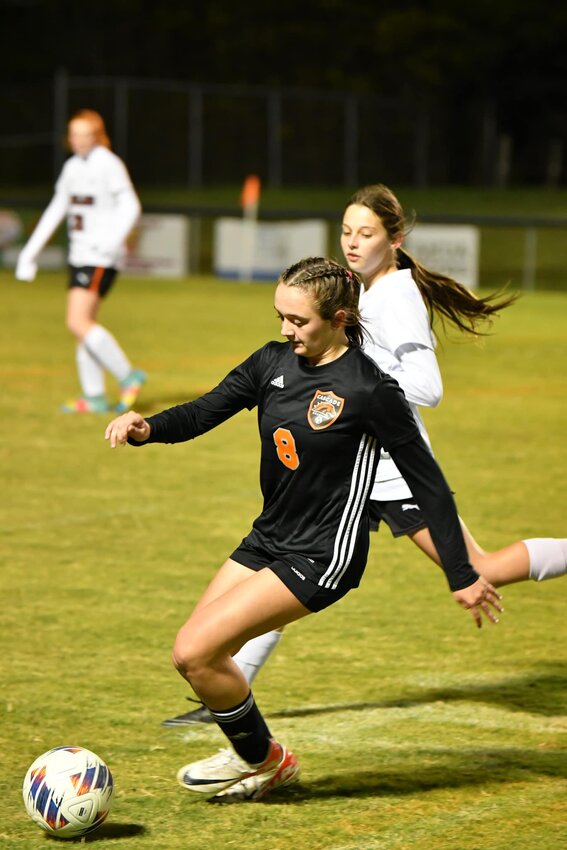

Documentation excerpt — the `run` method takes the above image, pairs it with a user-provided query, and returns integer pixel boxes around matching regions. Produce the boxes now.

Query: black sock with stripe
[208,691,272,765]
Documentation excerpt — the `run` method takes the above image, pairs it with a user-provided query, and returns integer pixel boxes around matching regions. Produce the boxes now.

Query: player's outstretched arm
[15,191,68,282]
[105,411,150,447]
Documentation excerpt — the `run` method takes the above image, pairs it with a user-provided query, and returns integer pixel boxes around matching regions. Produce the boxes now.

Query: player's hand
[15,257,37,282]
[105,411,150,447]
[452,577,503,629]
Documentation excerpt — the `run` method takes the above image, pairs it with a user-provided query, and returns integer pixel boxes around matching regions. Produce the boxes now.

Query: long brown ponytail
[347,184,517,336]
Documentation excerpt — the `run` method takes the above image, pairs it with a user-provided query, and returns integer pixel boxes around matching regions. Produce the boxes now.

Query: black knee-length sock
[208,691,272,765]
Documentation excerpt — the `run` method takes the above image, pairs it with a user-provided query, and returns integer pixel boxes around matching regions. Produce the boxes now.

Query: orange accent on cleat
[177,739,300,801]
[209,741,300,802]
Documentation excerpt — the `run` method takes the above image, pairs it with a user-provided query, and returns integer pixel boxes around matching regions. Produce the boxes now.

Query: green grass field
[1,271,566,849]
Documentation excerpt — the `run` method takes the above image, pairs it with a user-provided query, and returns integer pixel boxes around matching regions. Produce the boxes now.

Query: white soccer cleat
[177,739,299,798]
[177,748,251,794]
[208,745,300,803]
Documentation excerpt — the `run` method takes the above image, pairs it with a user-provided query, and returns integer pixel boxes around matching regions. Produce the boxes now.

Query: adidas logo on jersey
[271,375,285,388]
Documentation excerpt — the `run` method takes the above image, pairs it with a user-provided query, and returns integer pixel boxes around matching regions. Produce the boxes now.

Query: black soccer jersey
[138,342,477,593]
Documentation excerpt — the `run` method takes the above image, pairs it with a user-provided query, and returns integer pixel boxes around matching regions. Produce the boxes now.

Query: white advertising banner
[123,214,189,278]
[3,213,189,277]
[405,224,480,288]
[3,244,66,270]
[214,218,328,280]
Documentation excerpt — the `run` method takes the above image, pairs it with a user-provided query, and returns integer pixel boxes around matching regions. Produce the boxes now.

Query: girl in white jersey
[341,182,567,586]
[15,110,146,413]
[162,184,567,732]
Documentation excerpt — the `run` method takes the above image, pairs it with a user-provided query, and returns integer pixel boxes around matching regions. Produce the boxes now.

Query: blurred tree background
[2,0,567,187]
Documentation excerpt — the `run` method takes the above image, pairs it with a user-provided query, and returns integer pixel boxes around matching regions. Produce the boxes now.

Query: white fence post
[522,227,538,290]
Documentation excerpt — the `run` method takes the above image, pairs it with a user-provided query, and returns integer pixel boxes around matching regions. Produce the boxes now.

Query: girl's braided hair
[279,256,365,346]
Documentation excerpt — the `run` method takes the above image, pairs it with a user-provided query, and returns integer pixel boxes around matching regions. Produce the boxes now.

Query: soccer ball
[22,745,114,839]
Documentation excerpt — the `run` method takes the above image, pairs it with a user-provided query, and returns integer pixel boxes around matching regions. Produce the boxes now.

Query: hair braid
[279,257,365,346]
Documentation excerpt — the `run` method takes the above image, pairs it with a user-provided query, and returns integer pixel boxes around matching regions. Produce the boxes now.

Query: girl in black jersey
[163,184,567,731]
[105,257,502,802]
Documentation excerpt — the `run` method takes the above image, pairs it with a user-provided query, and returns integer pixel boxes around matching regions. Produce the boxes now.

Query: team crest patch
[307,390,345,430]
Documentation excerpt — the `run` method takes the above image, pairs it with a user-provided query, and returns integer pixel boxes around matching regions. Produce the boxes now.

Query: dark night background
[2,0,567,187]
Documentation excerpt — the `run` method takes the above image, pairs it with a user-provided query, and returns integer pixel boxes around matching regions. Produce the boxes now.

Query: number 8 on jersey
[273,427,300,470]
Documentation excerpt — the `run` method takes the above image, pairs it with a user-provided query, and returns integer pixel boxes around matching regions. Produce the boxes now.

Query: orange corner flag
[241,174,261,210]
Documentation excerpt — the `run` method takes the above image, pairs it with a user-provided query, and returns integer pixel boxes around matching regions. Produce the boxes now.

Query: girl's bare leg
[173,559,311,710]
[65,287,99,340]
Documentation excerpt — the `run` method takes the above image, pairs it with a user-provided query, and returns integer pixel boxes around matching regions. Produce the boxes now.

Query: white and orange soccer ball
[22,745,114,839]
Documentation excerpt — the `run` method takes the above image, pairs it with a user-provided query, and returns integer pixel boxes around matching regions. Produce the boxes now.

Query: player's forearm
[19,194,67,261]
[390,438,478,591]
[103,189,141,253]
[388,347,443,408]
[130,386,249,446]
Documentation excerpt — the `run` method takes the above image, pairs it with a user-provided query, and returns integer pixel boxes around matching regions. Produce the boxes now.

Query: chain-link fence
[2,71,560,189]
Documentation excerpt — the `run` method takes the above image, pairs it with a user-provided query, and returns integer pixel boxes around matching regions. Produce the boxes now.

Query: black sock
[208,691,272,765]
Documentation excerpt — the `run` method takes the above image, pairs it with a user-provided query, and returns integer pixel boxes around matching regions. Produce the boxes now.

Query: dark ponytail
[347,184,517,336]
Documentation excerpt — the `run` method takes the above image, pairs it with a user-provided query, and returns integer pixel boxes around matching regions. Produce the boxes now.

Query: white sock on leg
[84,324,131,382]
[76,343,106,398]
[233,630,283,686]
[524,538,567,581]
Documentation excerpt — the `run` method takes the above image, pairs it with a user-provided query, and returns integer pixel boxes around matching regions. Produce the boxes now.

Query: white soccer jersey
[16,146,140,276]
[360,268,443,501]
